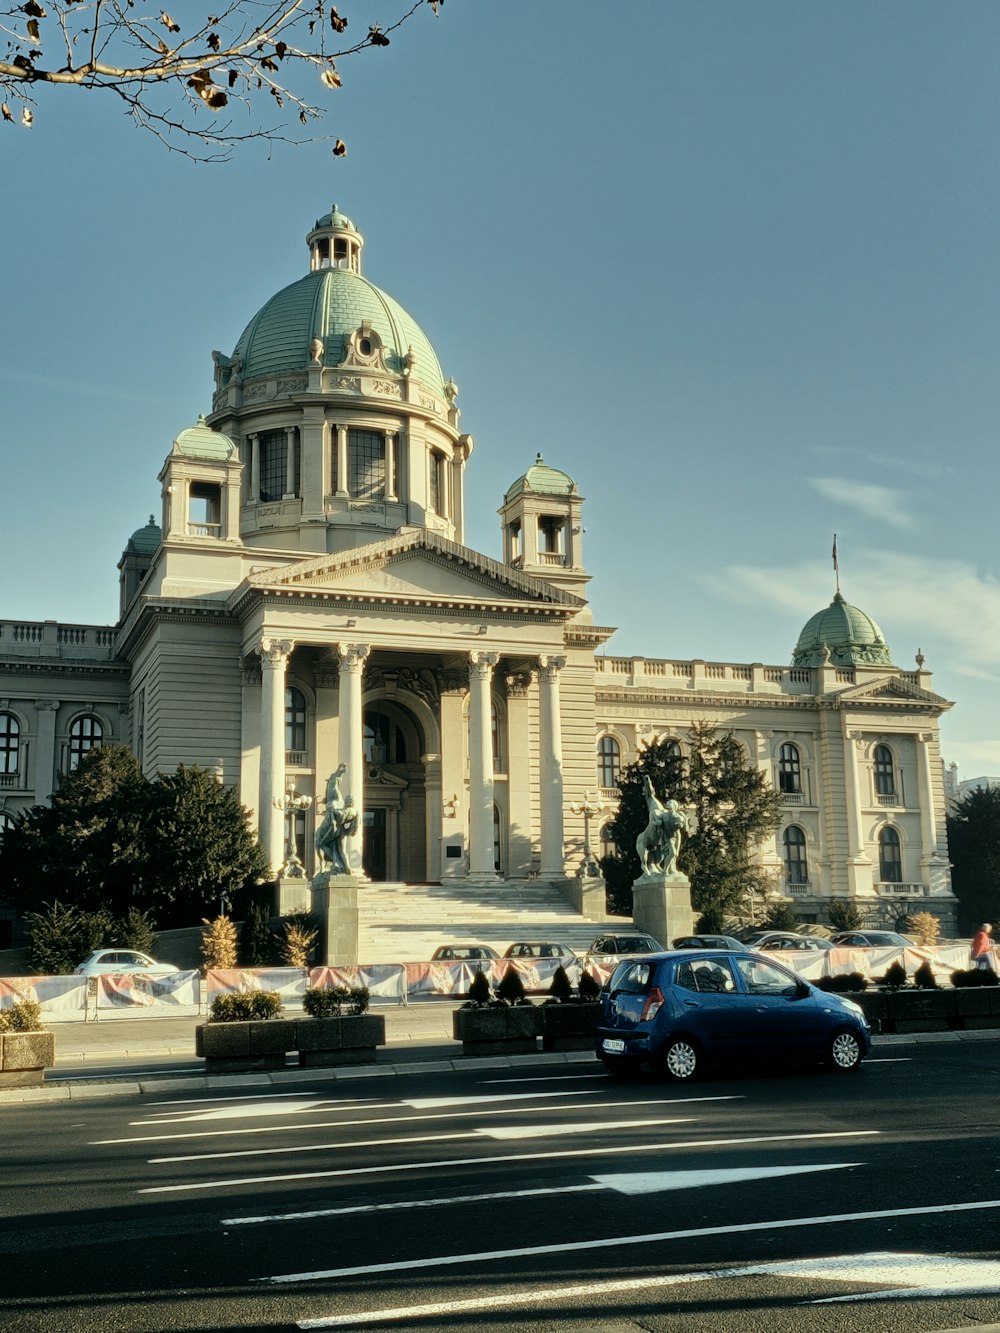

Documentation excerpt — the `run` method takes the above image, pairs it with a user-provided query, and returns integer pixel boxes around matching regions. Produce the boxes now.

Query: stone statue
[314,764,358,876]
[636,775,689,877]
[309,336,325,366]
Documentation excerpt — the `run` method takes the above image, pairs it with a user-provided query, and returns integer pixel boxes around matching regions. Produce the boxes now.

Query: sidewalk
[3,1008,999,1105]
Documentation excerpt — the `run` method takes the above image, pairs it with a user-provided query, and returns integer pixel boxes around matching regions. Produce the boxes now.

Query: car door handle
[684,1000,701,1007]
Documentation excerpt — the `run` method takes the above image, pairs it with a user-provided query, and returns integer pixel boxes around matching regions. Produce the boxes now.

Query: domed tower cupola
[499,453,590,598]
[792,592,894,669]
[306,204,364,274]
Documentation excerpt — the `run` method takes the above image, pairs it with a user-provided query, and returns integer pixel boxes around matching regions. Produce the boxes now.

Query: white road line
[270,1198,1000,1286]
[152,1118,693,1163]
[291,1246,1000,1328]
[480,1073,609,1083]
[138,1128,877,1194]
[222,1183,604,1227]
[148,1091,385,1108]
[139,1098,390,1124]
[101,1097,685,1145]
[224,1163,860,1228]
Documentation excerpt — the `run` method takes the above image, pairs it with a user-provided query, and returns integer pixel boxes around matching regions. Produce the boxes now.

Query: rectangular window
[349,429,385,500]
[259,430,286,502]
[429,452,441,513]
[189,482,222,536]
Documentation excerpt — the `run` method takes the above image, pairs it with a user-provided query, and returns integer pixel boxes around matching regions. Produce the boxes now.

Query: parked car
[595,948,870,1080]
[74,950,180,977]
[584,933,663,973]
[671,934,751,952]
[502,941,578,962]
[429,945,500,962]
[743,931,834,952]
[830,930,913,949]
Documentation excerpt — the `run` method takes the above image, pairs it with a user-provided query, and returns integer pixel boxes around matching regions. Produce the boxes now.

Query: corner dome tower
[205,206,468,555]
[792,592,894,668]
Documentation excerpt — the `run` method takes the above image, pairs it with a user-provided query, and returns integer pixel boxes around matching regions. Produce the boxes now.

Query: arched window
[68,715,103,771]
[598,735,621,789]
[662,738,682,761]
[782,825,808,885]
[879,825,903,883]
[874,744,895,798]
[778,742,801,794]
[363,708,407,765]
[0,714,19,775]
[285,687,307,754]
[491,701,505,773]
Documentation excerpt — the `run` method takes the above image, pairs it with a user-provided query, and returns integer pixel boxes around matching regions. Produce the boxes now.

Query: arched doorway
[362,701,427,882]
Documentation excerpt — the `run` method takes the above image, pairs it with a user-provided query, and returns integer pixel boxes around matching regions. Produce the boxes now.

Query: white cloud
[808,476,916,531]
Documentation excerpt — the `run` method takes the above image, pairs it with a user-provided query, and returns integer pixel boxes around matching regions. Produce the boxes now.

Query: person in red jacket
[971,922,994,970]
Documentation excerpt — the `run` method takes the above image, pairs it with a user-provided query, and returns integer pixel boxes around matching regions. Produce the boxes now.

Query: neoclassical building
[0,206,957,941]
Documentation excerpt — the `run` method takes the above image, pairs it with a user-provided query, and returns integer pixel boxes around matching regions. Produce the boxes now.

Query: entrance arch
[362,700,427,882]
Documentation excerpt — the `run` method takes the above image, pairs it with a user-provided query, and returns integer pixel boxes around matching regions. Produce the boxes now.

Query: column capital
[468,651,499,682]
[538,654,567,681]
[35,699,60,712]
[260,637,293,666]
[336,643,370,673]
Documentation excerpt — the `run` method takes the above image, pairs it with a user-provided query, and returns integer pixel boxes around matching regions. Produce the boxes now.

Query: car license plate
[602,1038,626,1053]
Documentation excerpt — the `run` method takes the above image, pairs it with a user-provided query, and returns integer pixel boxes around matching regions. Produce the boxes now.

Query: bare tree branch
[0,0,442,159]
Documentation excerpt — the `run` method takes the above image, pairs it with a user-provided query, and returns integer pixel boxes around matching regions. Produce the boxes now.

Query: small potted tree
[453,967,541,1055]
[539,966,603,1051]
[0,998,55,1087]
[195,989,293,1072]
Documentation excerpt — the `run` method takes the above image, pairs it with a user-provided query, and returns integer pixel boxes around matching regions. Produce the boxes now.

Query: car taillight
[641,987,664,1021]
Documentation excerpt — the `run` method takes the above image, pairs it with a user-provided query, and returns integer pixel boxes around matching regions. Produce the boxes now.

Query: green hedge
[209,990,284,1022]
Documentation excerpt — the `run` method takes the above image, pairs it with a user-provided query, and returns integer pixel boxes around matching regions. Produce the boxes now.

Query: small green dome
[125,515,161,556]
[504,453,577,502]
[174,417,237,460]
[792,593,893,668]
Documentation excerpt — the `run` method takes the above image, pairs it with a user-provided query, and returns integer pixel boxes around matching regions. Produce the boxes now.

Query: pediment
[237,530,584,615]
[836,674,951,709]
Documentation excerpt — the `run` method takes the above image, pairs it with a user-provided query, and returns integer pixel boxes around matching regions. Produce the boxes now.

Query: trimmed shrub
[118,907,157,954]
[953,967,999,988]
[547,965,574,1003]
[882,960,908,990]
[905,911,941,949]
[0,998,44,1032]
[496,965,530,1007]
[25,901,116,975]
[303,984,370,1017]
[913,960,938,990]
[466,969,492,1006]
[763,902,799,932]
[827,899,865,932]
[579,970,602,1001]
[278,912,318,968]
[201,914,238,969]
[242,903,274,966]
[209,989,283,1022]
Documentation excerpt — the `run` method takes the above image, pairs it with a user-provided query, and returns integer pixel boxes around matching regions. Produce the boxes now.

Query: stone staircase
[356,879,624,966]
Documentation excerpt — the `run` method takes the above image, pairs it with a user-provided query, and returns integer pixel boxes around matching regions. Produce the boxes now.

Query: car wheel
[661,1036,699,1081]
[827,1028,863,1072]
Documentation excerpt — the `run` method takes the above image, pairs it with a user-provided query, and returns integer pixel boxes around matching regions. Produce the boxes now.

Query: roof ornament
[832,532,841,596]
[916,648,926,668]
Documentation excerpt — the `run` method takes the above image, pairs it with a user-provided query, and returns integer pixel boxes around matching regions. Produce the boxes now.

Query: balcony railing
[877,882,924,896]
[285,750,308,768]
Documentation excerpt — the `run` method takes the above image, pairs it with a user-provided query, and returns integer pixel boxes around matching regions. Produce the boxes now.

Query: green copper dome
[792,593,894,668]
[230,210,445,396]
[124,515,161,556]
[174,417,236,460]
[504,453,577,502]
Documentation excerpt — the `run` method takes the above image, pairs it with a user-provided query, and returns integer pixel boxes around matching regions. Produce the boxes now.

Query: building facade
[0,206,957,935]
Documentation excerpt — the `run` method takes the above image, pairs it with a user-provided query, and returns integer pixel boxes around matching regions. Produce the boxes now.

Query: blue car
[595,949,870,1081]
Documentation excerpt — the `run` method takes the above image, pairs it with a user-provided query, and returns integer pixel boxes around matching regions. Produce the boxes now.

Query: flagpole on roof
[832,533,841,597]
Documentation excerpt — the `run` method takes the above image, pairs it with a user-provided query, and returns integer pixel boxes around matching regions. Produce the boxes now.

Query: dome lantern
[306,204,364,274]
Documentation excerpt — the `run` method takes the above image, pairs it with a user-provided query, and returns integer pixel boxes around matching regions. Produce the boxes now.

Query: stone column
[538,655,567,879]
[335,425,349,498]
[284,426,296,497]
[336,643,369,875]
[842,722,873,896]
[33,700,59,803]
[259,637,292,877]
[248,432,260,503]
[467,651,499,882]
[439,679,467,879]
[504,673,533,877]
[385,430,398,502]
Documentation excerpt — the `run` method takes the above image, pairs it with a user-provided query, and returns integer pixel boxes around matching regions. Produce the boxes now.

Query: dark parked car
[502,941,578,961]
[671,934,751,952]
[743,931,834,952]
[830,930,912,949]
[595,949,870,1080]
[584,933,664,972]
[430,945,500,962]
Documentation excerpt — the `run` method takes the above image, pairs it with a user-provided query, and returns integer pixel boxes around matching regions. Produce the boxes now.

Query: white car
[74,949,180,977]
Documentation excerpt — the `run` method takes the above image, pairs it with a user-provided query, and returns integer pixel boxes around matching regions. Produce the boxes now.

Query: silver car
[74,949,180,977]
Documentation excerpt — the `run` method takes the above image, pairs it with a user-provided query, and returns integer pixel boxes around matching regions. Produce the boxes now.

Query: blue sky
[2,1,999,777]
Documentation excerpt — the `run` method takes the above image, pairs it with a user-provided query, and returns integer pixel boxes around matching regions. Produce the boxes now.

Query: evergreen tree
[947,786,1000,933]
[601,722,783,923]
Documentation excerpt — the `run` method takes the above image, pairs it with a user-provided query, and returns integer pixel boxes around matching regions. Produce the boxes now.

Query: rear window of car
[609,960,655,993]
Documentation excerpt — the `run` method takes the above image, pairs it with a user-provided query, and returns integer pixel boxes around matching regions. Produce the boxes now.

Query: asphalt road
[3,1044,1000,1332]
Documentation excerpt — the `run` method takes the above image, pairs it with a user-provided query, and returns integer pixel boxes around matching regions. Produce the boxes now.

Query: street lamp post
[272,782,313,878]
[568,791,607,879]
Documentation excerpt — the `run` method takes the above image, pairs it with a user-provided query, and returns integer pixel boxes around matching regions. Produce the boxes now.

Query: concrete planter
[955,987,1000,1027]
[540,1002,601,1051]
[196,1015,386,1072]
[453,1005,541,1056]
[885,988,957,1032]
[852,991,889,1029]
[294,1014,386,1066]
[0,1030,55,1087]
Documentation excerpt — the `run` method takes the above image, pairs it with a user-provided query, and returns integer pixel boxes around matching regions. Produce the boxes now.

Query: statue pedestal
[311,872,358,967]
[276,875,311,917]
[632,871,694,946]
